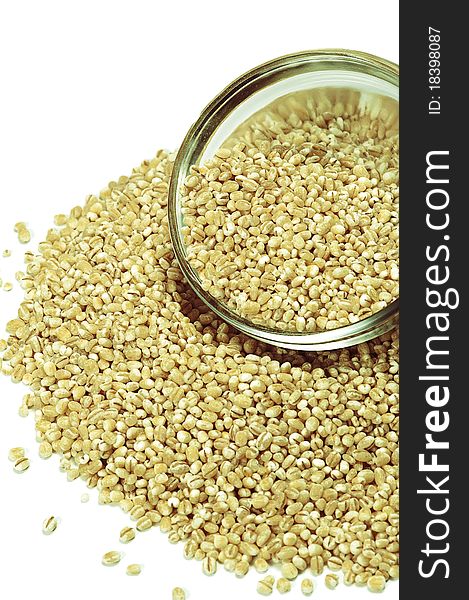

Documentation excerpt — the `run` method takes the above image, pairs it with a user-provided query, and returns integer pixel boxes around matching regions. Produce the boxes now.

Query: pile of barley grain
[0,150,398,590]
[182,91,399,332]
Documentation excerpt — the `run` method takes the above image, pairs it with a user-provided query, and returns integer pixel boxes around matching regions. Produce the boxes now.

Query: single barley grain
[54,214,68,226]
[257,576,275,596]
[102,551,121,566]
[126,563,142,576]
[389,565,399,580]
[14,222,31,244]
[325,574,339,590]
[235,560,249,577]
[2,249,11,258]
[281,562,298,580]
[38,441,53,459]
[202,555,217,576]
[119,526,136,544]
[301,578,314,595]
[172,588,186,600]
[254,558,269,573]
[136,516,152,532]
[367,575,386,593]
[8,447,25,461]
[18,404,29,417]
[276,578,291,594]
[18,229,31,244]
[355,573,370,586]
[42,516,58,535]
[3,282,13,291]
[13,457,30,473]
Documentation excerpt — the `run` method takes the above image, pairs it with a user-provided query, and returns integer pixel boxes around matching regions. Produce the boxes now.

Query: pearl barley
[2,149,398,593]
[182,91,398,334]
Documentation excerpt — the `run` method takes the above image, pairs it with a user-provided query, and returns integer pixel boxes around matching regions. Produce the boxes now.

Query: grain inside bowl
[181,88,399,333]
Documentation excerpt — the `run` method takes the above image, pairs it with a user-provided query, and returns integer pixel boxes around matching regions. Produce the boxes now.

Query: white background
[0,1,399,599]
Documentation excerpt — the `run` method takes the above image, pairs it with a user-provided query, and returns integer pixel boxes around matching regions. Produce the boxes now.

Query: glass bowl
[168,49,399,350]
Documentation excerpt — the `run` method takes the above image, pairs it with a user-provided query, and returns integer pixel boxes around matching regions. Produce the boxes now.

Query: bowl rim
[168,49,399,350]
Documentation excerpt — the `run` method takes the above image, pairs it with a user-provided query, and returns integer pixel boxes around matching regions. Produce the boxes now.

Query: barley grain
[18,404,28,417]
[276,578,291,594]
[8,447,25,461]
[301,578,314,596]
[281,562,298,580]
[102,551,121,566]
[18,229,31,244]
[126,563,141,576]
[325,574,339,590]
[254,558,269,573]
[257,576,275,595]
[136,516,152,532]
[389,565,399,580]
[54,214,67,226]
[119,526,136,544]
[14,222,31,244]
[13,457,30,473]
[367,575,386,593]
[42,516,58,535]
[202,555,217,576]
[38,441,53,459]
[172,588,186,600]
